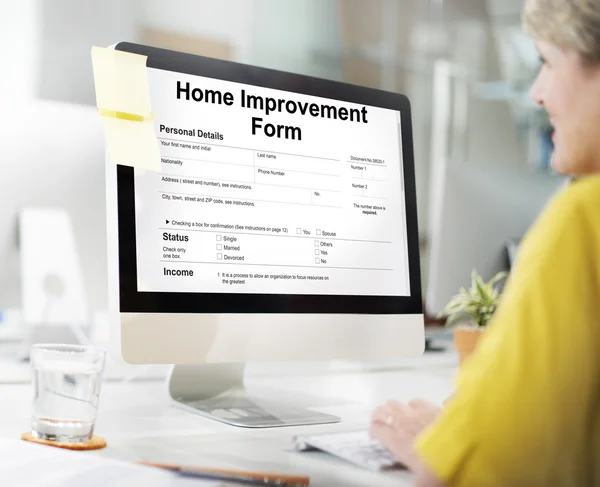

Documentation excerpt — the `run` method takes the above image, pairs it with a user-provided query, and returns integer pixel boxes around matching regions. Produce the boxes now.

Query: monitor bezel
[113,41,422,315]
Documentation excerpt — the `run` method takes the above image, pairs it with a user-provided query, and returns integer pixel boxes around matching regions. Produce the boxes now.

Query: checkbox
[216,244,222,250]
[297,228,302,234]
[216,235,222,241]
[217,253,222,260]
[315,257,320,264]
[316,229,321,236]
[315,249,320,255]
[314,240,319,247]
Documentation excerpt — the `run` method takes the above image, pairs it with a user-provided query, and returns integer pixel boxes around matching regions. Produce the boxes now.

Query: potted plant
[438,269,507,365]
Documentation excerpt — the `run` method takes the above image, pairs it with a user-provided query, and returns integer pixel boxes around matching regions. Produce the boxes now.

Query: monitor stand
[167,363,341,428]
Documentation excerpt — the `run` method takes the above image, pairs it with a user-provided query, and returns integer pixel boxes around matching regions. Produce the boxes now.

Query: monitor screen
[132,68,410,298]
[112,43,421,315]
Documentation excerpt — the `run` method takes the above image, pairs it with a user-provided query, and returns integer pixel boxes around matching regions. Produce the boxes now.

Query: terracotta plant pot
[453,326,484,365]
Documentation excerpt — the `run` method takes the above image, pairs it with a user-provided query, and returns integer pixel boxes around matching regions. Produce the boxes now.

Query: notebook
[0,437,220,487]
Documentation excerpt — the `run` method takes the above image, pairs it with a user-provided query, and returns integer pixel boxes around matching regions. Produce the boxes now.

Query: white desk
[0,345,456,487]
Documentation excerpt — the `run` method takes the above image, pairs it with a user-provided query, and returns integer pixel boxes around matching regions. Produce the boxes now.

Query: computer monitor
[0,100,108,337]
[105,43,423,427]
[426,159,566,317]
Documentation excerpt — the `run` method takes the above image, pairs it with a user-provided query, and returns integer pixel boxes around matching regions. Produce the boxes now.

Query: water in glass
[30,345,105,442]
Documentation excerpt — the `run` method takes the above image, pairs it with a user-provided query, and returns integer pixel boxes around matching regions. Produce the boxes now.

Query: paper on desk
[0,438,221,487]
[91,46,161,172]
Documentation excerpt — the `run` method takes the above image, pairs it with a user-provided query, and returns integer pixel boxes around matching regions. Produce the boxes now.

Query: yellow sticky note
[101,116,161,172]
[91,46,161,172]
[91,46,151,117]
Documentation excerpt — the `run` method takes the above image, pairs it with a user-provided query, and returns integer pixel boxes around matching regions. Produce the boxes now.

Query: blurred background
[1,0,558,336]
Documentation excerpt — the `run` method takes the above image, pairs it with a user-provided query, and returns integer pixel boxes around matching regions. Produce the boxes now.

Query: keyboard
[292,430,403,471]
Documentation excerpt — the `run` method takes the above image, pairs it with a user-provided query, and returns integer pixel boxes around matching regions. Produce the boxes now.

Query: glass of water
[30,344,106,443]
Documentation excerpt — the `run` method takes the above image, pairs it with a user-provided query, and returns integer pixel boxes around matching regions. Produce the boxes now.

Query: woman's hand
[369,399,442,471]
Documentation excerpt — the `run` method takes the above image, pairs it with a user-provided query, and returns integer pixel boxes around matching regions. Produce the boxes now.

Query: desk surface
[0,344,456,487]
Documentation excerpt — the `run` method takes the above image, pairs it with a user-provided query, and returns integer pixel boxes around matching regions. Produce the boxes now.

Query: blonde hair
[523,0,600,63]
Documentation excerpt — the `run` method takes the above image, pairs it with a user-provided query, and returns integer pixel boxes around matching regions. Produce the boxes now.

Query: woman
[370,0,600,485]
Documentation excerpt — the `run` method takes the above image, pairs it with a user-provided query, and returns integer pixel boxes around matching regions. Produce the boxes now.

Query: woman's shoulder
[519,174,600,260]
[541,174,600,222]
[559,174,600,204]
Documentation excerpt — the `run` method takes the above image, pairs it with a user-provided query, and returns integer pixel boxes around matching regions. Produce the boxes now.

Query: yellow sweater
[415,174,600,486]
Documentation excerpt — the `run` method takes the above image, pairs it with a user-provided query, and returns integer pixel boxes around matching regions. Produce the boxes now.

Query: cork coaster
[21,432,107,450]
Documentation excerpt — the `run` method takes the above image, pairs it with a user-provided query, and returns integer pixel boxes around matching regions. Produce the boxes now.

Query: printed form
[134,68,410,296]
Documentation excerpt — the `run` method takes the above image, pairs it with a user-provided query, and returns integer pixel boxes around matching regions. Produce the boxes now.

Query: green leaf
[439,268,506,328]
[489,271,508,288]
